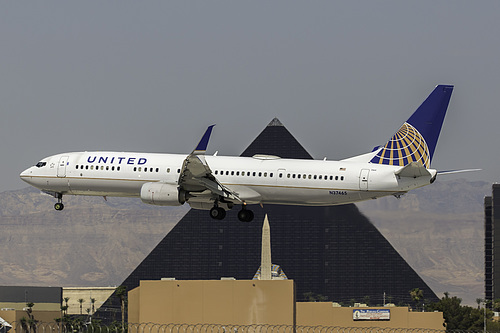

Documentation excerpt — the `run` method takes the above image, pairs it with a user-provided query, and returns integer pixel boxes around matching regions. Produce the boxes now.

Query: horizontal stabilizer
[437,168,481,175]
[395,162,431,178]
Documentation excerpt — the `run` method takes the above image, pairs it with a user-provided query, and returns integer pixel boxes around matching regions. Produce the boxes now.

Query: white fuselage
[20,151,435,207]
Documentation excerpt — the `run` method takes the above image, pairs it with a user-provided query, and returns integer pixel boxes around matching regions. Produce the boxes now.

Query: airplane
[21,85,459,222]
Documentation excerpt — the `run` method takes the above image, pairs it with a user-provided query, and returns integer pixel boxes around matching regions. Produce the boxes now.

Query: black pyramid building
[96,119,438,321]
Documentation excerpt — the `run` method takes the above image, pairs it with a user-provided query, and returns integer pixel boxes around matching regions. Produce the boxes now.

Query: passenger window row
[75,165,121,171]
[284,173,345,181]
[73,164,344,181]
[133,167,160,173]
[214,170,274,178]
[75,165,182,174]
[213,170,345,181]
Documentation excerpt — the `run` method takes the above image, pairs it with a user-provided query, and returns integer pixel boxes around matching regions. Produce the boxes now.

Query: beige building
[62,287,115,315]
[129,279,445,330]
[0,309,60,333]
[129,279,295,325]
[297,302,444,329]
[0,309,60,323]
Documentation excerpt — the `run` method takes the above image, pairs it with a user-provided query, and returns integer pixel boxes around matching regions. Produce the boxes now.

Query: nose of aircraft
[20,167,34,183]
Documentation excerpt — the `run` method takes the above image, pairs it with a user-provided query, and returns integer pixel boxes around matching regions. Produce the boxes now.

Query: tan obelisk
[260,214,272,280]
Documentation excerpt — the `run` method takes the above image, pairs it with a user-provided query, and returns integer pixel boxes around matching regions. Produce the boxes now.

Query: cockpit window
[36,162,47,168]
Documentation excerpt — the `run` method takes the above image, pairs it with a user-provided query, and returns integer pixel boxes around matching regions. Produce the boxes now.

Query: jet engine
[140,182,186,206]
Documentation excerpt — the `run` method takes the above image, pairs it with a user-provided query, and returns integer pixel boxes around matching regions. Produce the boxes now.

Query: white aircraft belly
[242,181,397,206]
[67,177,144,197]
[246,184,355,206]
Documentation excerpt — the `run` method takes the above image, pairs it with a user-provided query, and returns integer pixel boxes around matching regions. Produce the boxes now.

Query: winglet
[193,125,215,155]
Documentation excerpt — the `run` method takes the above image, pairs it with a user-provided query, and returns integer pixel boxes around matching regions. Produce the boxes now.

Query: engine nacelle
[140,182,183,206]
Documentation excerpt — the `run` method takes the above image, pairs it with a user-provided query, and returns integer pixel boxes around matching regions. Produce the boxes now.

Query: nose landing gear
[54,193,64,211]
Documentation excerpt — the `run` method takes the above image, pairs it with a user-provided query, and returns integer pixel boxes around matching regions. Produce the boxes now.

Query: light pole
[484,299,488,333]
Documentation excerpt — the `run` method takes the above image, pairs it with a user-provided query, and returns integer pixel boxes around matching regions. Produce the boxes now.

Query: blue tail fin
[369,85,453,168]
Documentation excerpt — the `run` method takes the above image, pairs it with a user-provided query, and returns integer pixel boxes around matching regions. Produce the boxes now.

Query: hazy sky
[2,1,499,192]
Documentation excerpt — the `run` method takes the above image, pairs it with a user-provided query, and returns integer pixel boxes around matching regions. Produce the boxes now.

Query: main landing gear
[209,202,254,222]
[237,207,254,222]
[54,193,64,211]
[209,205,226,220]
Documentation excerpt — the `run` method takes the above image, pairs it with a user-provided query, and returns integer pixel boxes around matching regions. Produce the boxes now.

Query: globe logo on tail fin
[369,122,430,168]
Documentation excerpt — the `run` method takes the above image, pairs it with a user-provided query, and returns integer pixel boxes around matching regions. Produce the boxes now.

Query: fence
[0,322,455,333]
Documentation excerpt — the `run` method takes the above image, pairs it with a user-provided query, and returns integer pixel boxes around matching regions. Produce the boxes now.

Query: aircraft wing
[178,125,242,202]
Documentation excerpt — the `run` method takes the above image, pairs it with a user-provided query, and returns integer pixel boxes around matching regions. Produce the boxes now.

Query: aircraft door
[57,156,69,177]
[359,169,370,191]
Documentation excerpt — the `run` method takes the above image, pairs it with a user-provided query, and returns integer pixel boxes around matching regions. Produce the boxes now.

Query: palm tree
[63,297,70,315]
[90,298,96,315]
[77,298,85,315]
[24,302,37,333]
[20,317,28,333]
[60,305,68,314]
[476,298,483,310]
[78,298,85,314]
[115,286,127,332]
[410,288,424,311]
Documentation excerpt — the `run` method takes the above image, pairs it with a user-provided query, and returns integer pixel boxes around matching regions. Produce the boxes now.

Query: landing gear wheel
[238,208,254,222]
[54,193,64,211]
[209,206,226,220]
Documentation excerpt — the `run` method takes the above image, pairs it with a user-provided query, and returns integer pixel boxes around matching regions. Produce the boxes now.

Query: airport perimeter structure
[485,184,500,305]
[95,118,438,323]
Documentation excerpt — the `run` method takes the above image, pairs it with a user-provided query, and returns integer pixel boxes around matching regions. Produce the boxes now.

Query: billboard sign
[353,309,390,321]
